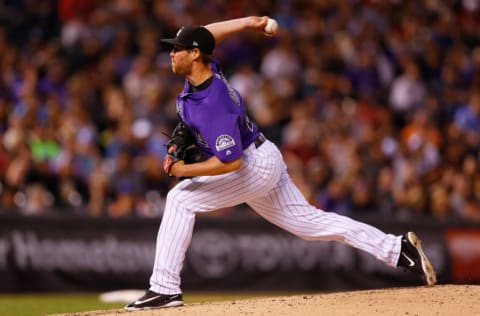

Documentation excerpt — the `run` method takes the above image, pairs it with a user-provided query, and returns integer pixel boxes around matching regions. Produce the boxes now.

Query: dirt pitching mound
[51,284,480,316]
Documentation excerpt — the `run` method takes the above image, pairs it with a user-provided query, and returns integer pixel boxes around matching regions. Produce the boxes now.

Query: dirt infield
[51,285,479,316]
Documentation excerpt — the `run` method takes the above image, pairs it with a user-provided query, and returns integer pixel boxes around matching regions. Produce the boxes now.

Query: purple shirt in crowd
[175,59,260,162]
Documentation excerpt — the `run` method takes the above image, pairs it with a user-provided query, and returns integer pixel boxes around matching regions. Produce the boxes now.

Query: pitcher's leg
[149,154,282,294]
[149,182,196,294]
[248,172,401,267]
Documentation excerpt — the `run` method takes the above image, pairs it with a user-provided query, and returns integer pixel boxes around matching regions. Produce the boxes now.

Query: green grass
[0,294,122,316]
[0,292,293,316]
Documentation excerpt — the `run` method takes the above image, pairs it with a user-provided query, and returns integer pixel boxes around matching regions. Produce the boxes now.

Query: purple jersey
[175,59,260,162]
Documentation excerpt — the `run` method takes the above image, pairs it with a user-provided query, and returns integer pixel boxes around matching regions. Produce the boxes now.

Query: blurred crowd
[0,0,479,221]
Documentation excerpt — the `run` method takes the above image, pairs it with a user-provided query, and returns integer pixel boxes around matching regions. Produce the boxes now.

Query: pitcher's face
[170,45,194,76]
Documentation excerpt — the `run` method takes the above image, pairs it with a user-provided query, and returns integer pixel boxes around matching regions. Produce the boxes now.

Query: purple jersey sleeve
[200,112,243,162]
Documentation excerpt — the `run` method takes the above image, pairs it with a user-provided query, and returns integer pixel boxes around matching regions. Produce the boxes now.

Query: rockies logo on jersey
[215,134,235,151]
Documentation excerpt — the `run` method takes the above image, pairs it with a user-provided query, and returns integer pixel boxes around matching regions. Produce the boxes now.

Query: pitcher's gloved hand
[163,122,206,176]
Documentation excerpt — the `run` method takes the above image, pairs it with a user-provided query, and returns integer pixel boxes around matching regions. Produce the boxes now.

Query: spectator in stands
[389,57,427,128]
[107,146,144,217]
[454,87,480,148]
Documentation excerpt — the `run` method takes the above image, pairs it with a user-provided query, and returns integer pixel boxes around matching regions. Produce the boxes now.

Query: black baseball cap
[160,25,215,55]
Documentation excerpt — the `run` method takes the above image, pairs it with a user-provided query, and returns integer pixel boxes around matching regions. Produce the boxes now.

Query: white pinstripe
[149,140,402,294]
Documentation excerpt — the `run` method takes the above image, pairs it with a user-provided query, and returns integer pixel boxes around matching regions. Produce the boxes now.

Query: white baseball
[264,18,278,36]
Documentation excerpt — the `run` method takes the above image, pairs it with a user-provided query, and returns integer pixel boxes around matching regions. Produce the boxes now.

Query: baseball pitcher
[126,16,436,310]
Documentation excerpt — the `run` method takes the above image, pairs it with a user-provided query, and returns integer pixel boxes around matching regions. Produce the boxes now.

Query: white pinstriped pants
[150,140,402,294]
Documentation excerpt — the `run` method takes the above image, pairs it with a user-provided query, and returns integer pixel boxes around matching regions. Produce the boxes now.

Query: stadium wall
[0,214,479,292]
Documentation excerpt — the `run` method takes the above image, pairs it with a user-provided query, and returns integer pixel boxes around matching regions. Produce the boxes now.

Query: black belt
[253,133,266,148]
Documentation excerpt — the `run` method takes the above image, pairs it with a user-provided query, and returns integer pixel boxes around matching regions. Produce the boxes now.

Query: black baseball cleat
[397,232,437,286]
[124,290,183,310]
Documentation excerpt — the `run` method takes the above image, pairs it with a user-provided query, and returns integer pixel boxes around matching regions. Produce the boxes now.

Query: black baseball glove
[162,122,206,176]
